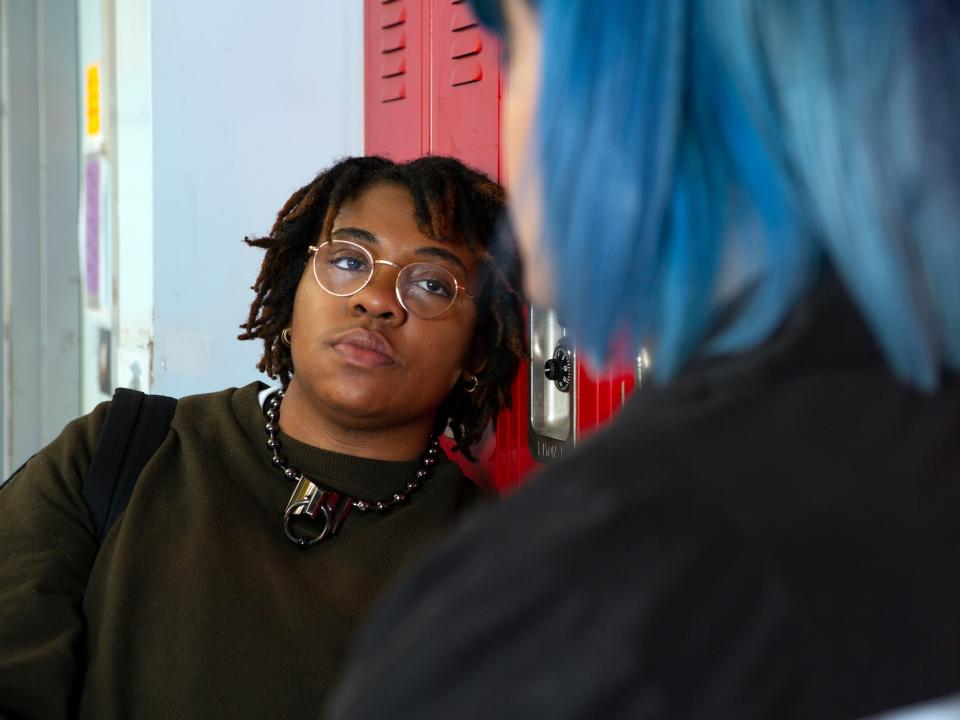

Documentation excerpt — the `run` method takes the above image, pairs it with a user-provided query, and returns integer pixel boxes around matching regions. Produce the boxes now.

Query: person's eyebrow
[414,246,468,277]
[331,227,380,246]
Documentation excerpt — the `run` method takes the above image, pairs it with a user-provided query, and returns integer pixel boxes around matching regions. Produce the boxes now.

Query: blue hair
[472,0,960,388]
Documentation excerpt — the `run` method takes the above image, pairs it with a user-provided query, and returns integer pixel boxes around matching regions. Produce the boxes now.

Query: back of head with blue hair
[472,0,960,388]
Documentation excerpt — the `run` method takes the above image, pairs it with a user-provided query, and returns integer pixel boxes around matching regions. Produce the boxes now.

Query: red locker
[364,0,500,180]
[365,0,427,161]
[364,0,639,493]
[429,0,501,180]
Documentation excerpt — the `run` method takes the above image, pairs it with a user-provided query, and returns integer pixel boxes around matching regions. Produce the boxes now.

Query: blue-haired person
[330,1,960,717]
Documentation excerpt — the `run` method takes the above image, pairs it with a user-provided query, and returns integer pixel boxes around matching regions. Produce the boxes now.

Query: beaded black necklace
[264,389,440,548]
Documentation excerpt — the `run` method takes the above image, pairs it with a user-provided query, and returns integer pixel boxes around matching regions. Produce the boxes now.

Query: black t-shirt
[328,280,960,719]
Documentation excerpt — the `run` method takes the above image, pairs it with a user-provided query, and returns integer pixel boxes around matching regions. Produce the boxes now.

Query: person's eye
[414,276,454,298]
[331,254,369,272]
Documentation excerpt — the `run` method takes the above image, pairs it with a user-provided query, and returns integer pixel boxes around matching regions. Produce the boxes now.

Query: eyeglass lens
[312,240,460,319]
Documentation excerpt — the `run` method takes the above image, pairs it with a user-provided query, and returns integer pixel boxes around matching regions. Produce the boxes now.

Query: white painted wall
[148,0,363,397]
[114,0,154,395]
[0,0,363,471]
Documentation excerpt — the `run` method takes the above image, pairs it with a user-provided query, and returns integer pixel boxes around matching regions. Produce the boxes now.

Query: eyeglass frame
[307,239,476,320]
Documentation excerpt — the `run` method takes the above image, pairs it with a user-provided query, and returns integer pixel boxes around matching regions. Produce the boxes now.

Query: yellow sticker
[86,63,100,137]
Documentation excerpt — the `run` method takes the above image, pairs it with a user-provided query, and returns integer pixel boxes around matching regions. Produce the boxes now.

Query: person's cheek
[503,0,554,307]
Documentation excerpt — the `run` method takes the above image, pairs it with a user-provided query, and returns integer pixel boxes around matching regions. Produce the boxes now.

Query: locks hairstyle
[239,155,526,460]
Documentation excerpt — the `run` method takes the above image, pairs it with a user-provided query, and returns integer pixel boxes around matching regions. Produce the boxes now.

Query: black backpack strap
[83,388,177,543]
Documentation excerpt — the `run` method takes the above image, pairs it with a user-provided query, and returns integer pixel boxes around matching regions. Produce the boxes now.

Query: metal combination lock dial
[544,345,573,393]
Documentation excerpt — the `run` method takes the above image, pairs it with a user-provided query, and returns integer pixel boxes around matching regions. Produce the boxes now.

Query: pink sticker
[84,158,100,302]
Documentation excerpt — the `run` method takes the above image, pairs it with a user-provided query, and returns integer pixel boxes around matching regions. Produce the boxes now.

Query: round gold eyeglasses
[308,240,475,320]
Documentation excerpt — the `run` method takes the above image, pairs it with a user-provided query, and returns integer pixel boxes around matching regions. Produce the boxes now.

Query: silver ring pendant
[283,499,333,548]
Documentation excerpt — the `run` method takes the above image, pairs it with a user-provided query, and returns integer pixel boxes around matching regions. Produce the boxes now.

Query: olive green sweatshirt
[0,382,483,719]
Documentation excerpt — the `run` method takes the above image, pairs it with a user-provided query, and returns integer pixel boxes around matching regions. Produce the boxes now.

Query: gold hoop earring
[281,328,292,347]
[461,373,478,394]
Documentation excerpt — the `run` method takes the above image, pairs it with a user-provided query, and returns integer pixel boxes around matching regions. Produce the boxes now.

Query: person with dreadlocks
[0,155,525,719]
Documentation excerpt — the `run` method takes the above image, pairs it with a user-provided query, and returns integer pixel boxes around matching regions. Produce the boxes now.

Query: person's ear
[457,337,487,395]
[465,335,487,377]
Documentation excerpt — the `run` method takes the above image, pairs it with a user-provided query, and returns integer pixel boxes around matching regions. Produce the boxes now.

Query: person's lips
[329,328,399,369]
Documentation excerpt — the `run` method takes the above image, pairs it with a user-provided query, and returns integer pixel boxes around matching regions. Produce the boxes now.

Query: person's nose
[351,261,406,325]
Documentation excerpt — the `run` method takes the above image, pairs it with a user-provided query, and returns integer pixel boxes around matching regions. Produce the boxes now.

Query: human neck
[276,380,435,462]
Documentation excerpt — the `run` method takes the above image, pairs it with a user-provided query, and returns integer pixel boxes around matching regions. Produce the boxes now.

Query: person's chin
[323,393,406,430]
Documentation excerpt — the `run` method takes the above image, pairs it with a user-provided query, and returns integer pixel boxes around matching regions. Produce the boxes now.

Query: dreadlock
[239,155,526,461]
